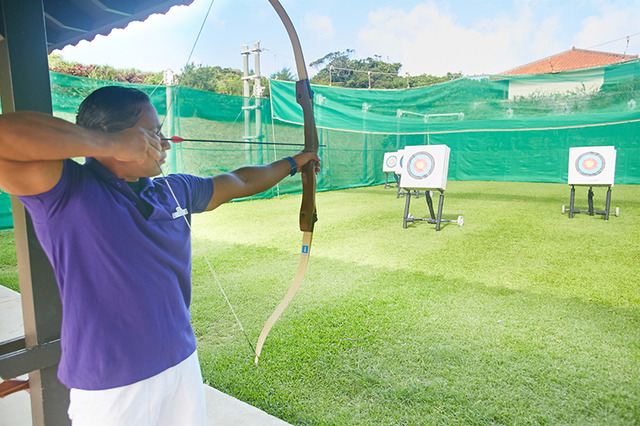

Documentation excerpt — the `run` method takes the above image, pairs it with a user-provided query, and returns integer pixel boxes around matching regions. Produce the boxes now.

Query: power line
[586,32,640,51]
[329,65,400,77]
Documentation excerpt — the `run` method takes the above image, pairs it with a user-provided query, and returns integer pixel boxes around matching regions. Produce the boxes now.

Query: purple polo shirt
[18,158,213,390]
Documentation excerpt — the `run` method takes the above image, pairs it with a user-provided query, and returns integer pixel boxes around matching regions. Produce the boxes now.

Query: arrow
[163,136,324,147]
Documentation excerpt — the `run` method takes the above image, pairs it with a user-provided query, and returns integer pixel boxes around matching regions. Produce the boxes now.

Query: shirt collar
[85,157,152,191]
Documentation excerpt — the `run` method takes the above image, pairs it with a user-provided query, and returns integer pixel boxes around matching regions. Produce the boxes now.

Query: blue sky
[54,0,640,78]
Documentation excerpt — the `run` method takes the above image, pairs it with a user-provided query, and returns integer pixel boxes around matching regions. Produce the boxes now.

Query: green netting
[0,190,11,230]
[49,72,314,199]
[1,60,639,229]
[271,59,640,185]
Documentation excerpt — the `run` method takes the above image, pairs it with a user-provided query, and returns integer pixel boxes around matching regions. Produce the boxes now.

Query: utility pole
[241,41,264,164]
[253,41,263,160]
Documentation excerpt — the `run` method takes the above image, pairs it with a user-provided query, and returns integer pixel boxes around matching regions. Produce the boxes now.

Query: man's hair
[76,86,151,133]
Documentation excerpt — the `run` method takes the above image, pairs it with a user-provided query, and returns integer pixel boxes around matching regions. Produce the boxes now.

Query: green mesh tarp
[50,72,311,194]
[270,59,640,185]
[1,61,638,229]
[0,190,11,230]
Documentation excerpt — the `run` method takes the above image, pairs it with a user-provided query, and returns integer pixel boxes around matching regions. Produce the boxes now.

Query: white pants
[68,351,206,426]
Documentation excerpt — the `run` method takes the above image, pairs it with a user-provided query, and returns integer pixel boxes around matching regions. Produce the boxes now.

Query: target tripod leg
[425,191,436,219]
[436,190,445,231]
[605,187,612,221]
[588,187,594,216]
[569,186,575,218]
[403,190,411,228]
[384,173,389,188]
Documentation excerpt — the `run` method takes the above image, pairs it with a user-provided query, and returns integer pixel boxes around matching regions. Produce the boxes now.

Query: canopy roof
[0,0,193,53]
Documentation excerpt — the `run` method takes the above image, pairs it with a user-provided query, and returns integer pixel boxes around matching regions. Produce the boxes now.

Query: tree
[48,54,163,85]
[179,63,243,96]
[48,51,465,95]
[270,67,295,81]
[309,49,462,89]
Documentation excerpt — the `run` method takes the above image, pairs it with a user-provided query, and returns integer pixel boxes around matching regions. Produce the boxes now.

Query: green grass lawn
[2,181,639,424]
[0,230,19,292]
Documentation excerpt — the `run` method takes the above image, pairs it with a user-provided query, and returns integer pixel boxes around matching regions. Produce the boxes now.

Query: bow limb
[254,0,319,365]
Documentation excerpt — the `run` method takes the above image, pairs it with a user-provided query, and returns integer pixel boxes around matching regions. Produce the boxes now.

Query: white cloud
[305,12,336,40]
[356,0,640,77]
[355,1,582,76]
[356,2,530,76]
[54,0,219,72]
[574,2,640,54]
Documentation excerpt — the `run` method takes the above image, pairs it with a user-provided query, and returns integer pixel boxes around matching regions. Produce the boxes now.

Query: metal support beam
[0,0,70,424]
[0,339,61,379]
[0,337,26,355]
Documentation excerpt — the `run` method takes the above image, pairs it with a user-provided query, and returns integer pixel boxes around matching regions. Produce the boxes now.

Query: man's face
[120,102,171,181]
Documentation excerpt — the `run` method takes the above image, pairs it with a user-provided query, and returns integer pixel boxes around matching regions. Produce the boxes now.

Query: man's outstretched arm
[206,151,320,211]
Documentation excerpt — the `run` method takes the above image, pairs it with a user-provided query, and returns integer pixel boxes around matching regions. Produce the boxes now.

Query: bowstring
[151,0,256,357]
[156,160,256,354]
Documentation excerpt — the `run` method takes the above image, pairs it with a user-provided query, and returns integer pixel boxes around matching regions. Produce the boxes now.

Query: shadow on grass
[192,240,639,426]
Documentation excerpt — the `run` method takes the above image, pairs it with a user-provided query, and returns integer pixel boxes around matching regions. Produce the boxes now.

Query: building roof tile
[502,47,638,75]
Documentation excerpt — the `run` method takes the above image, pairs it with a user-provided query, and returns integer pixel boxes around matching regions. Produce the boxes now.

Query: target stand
[403,189,464,230]
[384,172,399,188]
[399,188,425,199]
[562,186,619,220]
[399,145,463,231]
[562,146,619,221]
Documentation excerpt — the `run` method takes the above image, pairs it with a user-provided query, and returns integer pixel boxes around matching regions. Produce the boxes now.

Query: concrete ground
[0,285,290,426]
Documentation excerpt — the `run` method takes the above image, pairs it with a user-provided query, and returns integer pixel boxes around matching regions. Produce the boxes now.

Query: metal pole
[164,69,177,174]
[362,102,370,184]
[0,0,70,423]
[242,44,251,164]
[253,41,263,164]
[605,187,612,221]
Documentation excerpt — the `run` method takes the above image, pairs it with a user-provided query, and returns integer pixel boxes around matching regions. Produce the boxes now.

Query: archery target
[568,146,616,186]
[383,152,399,173]
[407,152,435,179]
[400,145,450,190]
[395,149,406,175]
[576,152,605,176]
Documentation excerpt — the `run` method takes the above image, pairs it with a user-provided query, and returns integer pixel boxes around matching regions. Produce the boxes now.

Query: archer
[0,85,319,424]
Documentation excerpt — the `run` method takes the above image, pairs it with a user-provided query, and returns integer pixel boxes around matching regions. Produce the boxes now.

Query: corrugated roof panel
[37,0,194,52]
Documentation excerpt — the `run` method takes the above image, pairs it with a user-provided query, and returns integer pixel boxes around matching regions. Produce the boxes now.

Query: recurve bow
[254,0,320,365]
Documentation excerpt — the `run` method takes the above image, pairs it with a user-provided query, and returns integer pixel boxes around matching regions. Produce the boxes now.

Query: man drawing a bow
[0,86,320,425]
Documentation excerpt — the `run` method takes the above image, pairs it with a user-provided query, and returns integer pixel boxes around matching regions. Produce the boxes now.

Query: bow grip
[295,79,319,154]
[295,79,319,232]
[299,162,317,232]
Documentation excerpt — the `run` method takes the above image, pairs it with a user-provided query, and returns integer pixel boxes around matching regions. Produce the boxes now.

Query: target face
[568,146,616,186]
[575,152,605,176]
[400,145,451,190]
[407,152,435,179]
[383,152,401,173]
[394,149,406,175]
